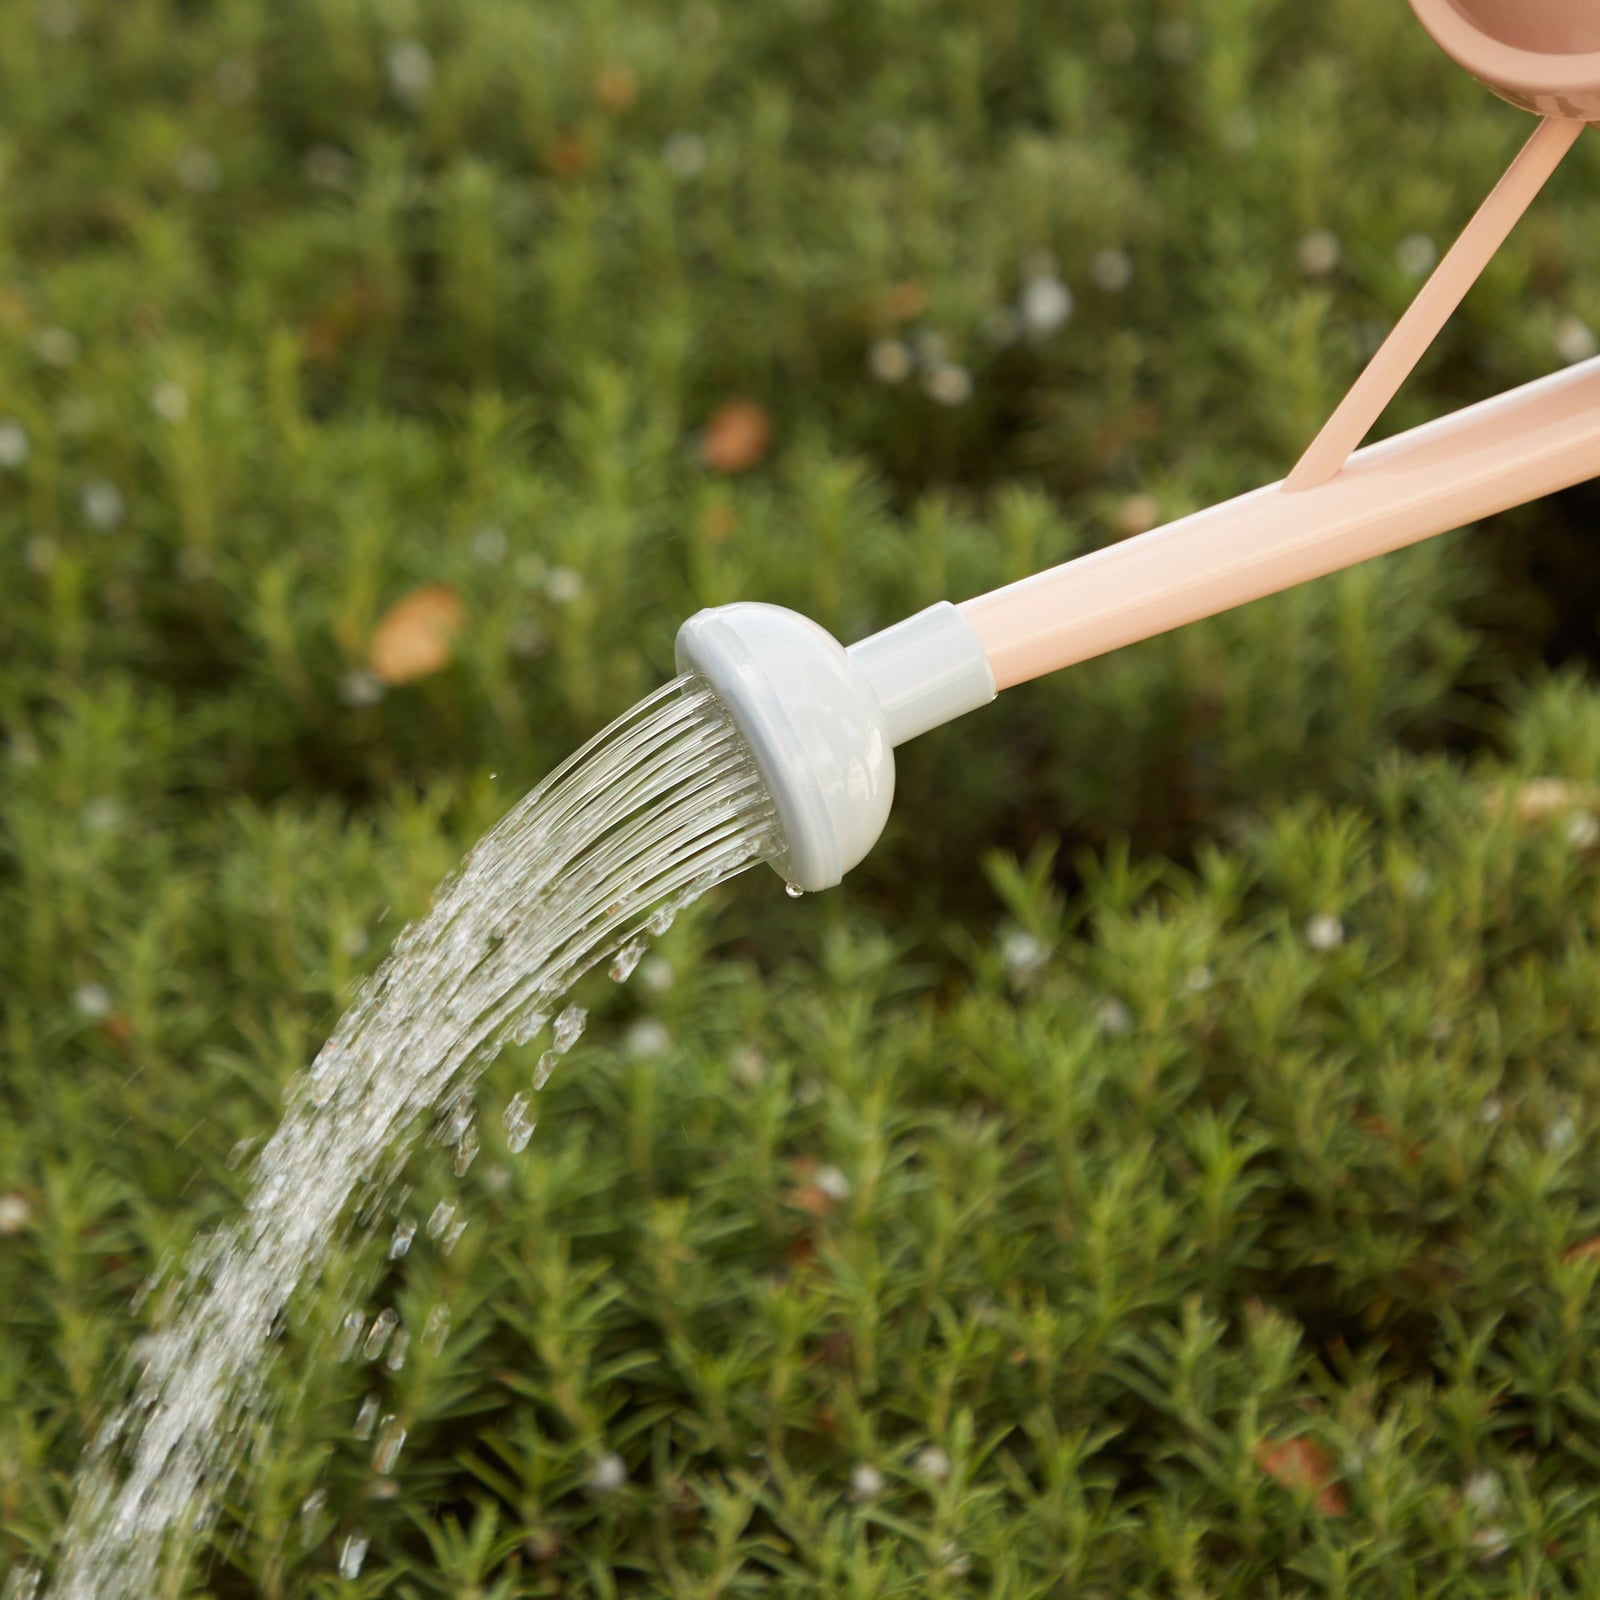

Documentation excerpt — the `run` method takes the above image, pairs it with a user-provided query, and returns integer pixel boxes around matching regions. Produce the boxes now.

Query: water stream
[41,674,779,1599]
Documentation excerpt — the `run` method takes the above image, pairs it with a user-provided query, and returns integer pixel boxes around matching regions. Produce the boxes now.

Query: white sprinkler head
[675,600,996,891]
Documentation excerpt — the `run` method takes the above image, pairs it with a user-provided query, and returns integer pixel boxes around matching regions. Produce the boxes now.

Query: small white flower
[1021,274,1074,337]
[730,1046,767,1087]
[815,1165,851,1202]
[304,144,354,189]
[587,1452,627,1493]
[638,955,673,994]
[938,1540,972,1577]
[471,524,507,565]
[1297,230,1341,279]
[850,1462,884,1501]
[339,670,385,708]
[922,363,972,406]
[544,566,584,604]
[867,338,913,384]
[341,926,370,957]
[999,925,1047,979]
[386,40,435,104]
[1544,1113,1577,1153]
[1090,247,1133,293]
[914,1445,951,1483]
[1304,912,1344,952]
[1566,811,1599,849]
[662,131,707,179]
[1396,233,1437,278]
[82,480,124,531]
[74,982,112,1020]
[1464,1469,1504,1515]
[1184,964,1213,993]
[35,326,78,367]
[1095,997,1132,1036]
[151,382,188,423]
[1556,314,1598,365]
[1479,1096,1503,1125]
[626,1018,672,1058]
[83,797,122,834]
[0,1195,33,1236]
[0,421,29,468]
[176,148,221,194]
[1472,1524,1510,1563]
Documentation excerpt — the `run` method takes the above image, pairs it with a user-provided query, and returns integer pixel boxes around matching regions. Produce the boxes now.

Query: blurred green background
[8,0,1600,1593]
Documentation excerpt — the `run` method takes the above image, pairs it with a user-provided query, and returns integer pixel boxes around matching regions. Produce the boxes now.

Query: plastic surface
[845,602,996,745]
[1285,115,1582,490]
[676,603,894,892]
[675,601,995,890]
[960,354,1600,690]
[1410,0,1600,117]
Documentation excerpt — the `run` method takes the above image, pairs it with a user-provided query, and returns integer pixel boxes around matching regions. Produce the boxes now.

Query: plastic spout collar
[675,601,996,892]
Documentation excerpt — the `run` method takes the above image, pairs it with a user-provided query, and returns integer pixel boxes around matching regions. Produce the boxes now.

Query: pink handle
[1285,116,1583,491]
[960,356,1600,691]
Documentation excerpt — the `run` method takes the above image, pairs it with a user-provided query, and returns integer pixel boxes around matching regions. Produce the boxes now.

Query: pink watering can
[678,0,1600,892]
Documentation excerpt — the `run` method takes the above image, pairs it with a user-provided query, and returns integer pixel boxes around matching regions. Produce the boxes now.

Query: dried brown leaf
[368,583,466,685]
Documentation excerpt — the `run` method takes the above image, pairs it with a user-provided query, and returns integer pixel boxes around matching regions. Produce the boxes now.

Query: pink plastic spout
[960,355,1600,692]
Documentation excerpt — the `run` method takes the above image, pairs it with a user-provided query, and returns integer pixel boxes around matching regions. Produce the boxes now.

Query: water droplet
[552,1004,587,1053]
[423,1304,451,1355]
[3,1565,41,1600]
[372,1415,407,1473]
[609,939,646,982]
[509,1008,549,1047]
[503,1093,535,1153]
[441,1216,468,1255]
[785,882,804,899]
[425,1200,455,1240]
[336,1312,365,1362]
[645,903,677,937]
[389,1219,416,1259]
[362,1309,399,1362]
[354,1395,380,1440]
[453,1124,479,1176]
[339,1528,369,1578]
[533,1050,559,1091]
[226,1138,255,1171]
[385,1328,411,1372]
[587,1451,627,1493]
[299,1488,326,1547]
[626,1018,672,1058]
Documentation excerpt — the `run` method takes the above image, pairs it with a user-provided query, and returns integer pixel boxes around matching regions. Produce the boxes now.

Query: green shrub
[5,0,1600,1594]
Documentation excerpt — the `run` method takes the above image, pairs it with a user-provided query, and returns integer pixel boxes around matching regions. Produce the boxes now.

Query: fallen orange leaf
[547,133,594,179]
[1256,1436,1347,1515]
[881,278,929,323]
[700,399,771,474]
[368,583,466,685]
[1564,1236,1600,1263]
